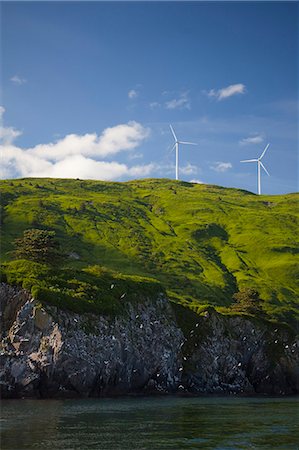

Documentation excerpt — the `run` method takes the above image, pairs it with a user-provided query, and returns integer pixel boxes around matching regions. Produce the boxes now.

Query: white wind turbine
[241,143,270,195]
[169,124,197,180]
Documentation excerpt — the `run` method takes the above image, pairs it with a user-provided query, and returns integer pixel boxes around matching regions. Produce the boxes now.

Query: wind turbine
[241,143,270,195]
[169,124,197,180]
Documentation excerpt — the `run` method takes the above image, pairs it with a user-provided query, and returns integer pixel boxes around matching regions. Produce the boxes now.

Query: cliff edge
[0,284,298,398]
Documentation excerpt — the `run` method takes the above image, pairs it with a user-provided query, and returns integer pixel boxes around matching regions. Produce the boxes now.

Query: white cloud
[0,106,23,144]
[0,126,23,145]
[28,156,154,180]
[1,146,155,180]
[153,163,174,176]
[149,102,160,109]
[0,109,153,181]
[29,121,150,161]
[165,92,191,110]
[239,134,264,145]
[210,162,232,172]
[180,163,198,175]
[207,83,246,101]
[94,121,149,156]
[128,163,156,178]
[190,179,204,184]
[128,152,143,160]
[0,144,52,178]
[10,75,27,85]
[128,89,138,99]
[152,162,199,178]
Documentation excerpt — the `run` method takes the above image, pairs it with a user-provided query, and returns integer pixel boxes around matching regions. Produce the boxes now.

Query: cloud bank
[0,109,153,180]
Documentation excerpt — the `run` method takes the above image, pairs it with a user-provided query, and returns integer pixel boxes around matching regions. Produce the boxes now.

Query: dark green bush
[231,288,265,316]
[31,285,122,316]
[0,270,7,283]
[13,229,63,266]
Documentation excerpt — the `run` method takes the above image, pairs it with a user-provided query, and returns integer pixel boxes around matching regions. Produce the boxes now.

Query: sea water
[1,396,298,449]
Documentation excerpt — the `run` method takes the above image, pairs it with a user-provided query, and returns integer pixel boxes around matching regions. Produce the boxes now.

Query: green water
[1,396,298,449]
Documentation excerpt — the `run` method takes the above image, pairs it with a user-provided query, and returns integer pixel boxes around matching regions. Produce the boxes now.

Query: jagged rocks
[0,284,184,398]
[0,283,31,332]
[181,311,299,395]
[0,283,298,398]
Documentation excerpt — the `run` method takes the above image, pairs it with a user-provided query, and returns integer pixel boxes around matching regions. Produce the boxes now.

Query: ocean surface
[1,396,298,449]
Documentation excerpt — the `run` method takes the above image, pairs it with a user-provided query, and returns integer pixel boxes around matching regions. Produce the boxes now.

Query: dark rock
[0,284,297,398]
[182,310,298,395]
[0,285,183,398]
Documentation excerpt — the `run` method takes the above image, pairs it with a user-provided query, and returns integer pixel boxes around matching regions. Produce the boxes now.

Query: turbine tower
[169,124,197,180]
[241,143,270,195]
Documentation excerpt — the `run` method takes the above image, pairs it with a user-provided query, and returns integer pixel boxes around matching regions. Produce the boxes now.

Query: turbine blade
[260,161,270,176]
[240,159,258,163]
[179,141,197,145]
[165,143,176,157]
[169,124,177,141]
[259,143,270,160]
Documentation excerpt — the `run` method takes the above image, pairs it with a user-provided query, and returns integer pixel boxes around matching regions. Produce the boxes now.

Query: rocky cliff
[0,283,298,398]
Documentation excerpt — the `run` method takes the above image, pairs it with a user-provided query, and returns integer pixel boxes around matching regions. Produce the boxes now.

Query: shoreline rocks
[0,283,298,398]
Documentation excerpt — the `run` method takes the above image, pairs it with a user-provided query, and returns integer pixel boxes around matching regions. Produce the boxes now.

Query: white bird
[169,124,197,181]
[241,143,270,195]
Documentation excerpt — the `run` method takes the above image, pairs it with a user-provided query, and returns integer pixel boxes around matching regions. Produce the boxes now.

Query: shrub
[231,288,265,315]
[0,270,7,283]
[13,229,63,266]
[1,260,49,286]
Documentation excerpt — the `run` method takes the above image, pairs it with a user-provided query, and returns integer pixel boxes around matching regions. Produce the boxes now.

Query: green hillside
[0,178,298,325]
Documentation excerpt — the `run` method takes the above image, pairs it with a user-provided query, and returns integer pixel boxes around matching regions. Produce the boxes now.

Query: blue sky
[1,1,298,194]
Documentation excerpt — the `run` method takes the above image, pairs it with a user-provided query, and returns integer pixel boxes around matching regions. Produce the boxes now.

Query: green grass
[0,178,298,324]
[1,259,162,316]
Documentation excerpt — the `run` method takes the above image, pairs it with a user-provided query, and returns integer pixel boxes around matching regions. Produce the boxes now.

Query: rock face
[0,283,298,398]
[0,284,183,398]
[179,309,299,395]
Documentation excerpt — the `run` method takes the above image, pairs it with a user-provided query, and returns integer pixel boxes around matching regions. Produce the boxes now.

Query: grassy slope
[0,178,298,324]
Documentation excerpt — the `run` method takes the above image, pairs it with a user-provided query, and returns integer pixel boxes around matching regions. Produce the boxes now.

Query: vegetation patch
[0,178,298,325]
